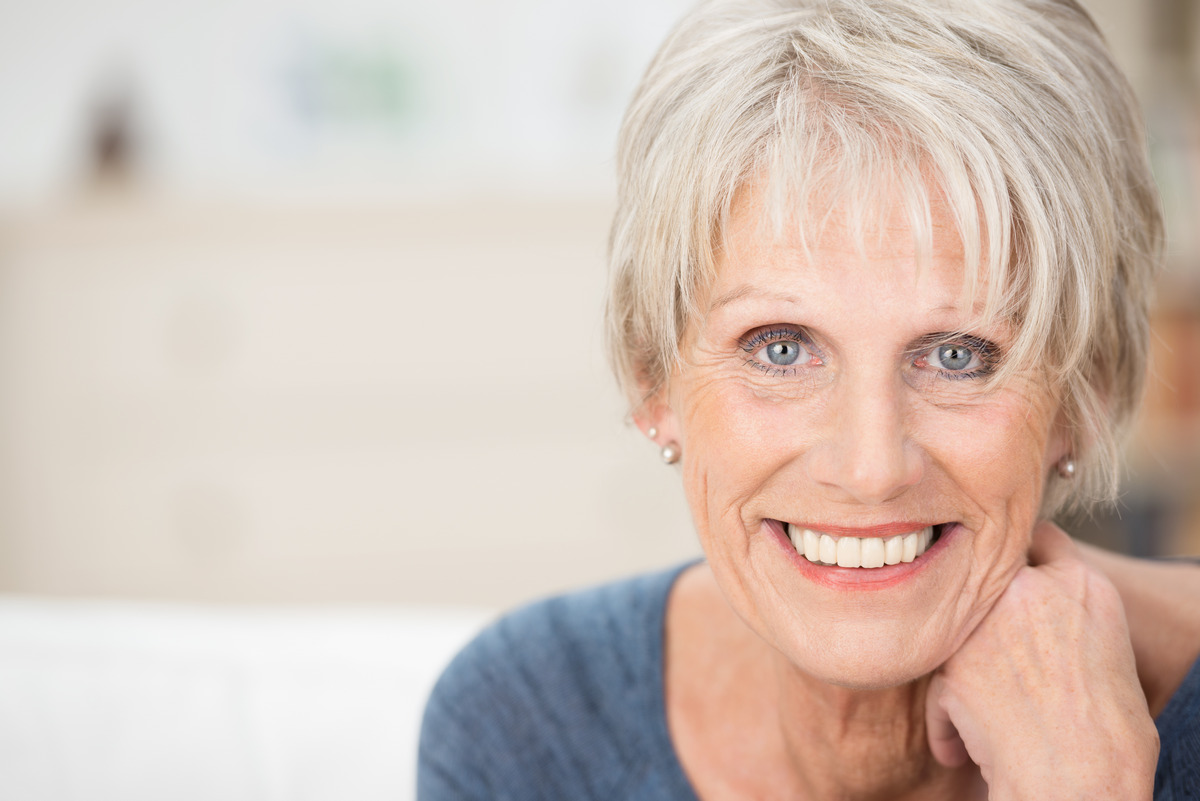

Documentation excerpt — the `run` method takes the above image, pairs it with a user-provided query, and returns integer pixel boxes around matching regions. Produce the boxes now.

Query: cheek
[676,380,823,497]
[918,402,1050,499]
[674,366,1056,537]
[911,399,1054,576]
[678,368,827,454]
[670,381,800,566]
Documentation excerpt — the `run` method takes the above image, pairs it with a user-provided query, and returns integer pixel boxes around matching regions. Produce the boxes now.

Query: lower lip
[765,519,959,590]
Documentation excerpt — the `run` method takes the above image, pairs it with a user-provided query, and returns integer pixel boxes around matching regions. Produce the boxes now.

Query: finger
[1026,520,1077,567]
[925,674,970,768]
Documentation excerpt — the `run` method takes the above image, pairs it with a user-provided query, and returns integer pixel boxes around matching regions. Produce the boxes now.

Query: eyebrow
[709,285,991,320]
[707,285,805,312]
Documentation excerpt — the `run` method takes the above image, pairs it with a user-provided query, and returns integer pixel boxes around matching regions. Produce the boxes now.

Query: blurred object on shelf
[89,77,139,185]
[0,0,695,204]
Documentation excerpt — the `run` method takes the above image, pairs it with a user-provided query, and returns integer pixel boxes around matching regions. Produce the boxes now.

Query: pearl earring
[647,427,658,439]
[1057,457,1076,479]
[661,442,680,465]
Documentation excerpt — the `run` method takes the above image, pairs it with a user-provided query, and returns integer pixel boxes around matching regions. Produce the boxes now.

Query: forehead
[707,181,982,318]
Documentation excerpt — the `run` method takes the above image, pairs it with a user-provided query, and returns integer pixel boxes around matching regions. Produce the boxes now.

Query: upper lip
[774,520,943,538]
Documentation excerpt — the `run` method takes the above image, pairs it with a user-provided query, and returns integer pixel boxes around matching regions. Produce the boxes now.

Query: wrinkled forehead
[703,176,990,333]
[717,142,1013,330]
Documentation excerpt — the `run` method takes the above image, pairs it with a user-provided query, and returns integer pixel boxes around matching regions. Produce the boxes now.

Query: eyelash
[738,327,819,377]
[737,327,1001,380]
[911,334,1000,381]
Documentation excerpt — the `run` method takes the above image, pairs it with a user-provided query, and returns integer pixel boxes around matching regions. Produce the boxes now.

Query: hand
[924,522,1159,800]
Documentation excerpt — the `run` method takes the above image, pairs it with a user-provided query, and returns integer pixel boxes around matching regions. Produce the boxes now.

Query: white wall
[0,0,1192,606]
[0,196,701,606]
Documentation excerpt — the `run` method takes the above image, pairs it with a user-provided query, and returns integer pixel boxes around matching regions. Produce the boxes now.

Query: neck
[771,657,977,801]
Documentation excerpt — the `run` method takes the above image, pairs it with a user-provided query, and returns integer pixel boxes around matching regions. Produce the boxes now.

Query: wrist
[987,732,1158,801]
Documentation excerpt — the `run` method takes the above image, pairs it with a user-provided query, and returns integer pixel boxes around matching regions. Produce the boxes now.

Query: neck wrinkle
[771,657,976,801]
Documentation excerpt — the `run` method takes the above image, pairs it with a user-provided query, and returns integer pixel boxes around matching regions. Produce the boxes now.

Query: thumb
[925,673,970,768]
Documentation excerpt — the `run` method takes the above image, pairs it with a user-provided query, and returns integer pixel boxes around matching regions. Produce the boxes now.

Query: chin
[773,620,953,690]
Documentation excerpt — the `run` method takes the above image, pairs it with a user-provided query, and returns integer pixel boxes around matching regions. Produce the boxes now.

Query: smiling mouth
[782,522,949,568]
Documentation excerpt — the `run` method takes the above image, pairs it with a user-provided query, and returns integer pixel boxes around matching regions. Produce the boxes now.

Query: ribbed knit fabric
[418,563,1199,800]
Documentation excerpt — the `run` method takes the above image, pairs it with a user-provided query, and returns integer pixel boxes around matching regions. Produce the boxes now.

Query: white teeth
[884,536,903,565]
[819,534,837,565]
[861,537,885,568]
[787,524,936,569]
[836,537,861,568]
[803,528,821,562]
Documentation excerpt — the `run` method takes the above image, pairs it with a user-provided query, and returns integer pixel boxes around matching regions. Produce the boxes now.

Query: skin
[636,185,1184,800]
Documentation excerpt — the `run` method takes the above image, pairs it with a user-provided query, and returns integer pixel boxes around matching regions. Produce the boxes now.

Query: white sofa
[0,597,492,801]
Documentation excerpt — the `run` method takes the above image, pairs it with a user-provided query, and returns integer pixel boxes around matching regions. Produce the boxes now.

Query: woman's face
[653,186,1066,688]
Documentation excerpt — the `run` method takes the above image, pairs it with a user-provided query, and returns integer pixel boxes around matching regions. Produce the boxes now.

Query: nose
[804,371,923,505]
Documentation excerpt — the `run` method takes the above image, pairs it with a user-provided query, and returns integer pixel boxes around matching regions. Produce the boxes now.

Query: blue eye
[764,340,804,366]
[739,327,820,374]
[918,336,997,379]
[930,344,978,372]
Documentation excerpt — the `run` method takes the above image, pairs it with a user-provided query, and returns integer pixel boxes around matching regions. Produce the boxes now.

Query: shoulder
[1077,545,1200,715]
[1155,652,1200,800]
[1087,549,1200,799]
[417,564,694,801]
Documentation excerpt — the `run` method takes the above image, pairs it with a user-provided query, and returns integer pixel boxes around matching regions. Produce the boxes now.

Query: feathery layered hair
[606,0,1164,513]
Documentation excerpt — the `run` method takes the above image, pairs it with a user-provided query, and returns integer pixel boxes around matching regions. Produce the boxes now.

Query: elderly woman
[419,0,1200,797]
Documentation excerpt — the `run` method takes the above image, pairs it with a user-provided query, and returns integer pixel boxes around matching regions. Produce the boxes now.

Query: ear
[631,387,683,448]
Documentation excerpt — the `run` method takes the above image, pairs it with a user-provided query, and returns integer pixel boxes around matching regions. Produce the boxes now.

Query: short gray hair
[605,0,1164,513]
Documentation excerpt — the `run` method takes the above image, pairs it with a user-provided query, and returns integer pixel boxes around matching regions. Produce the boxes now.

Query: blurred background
[0,1,1196,798]
[0,0,1196,609]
